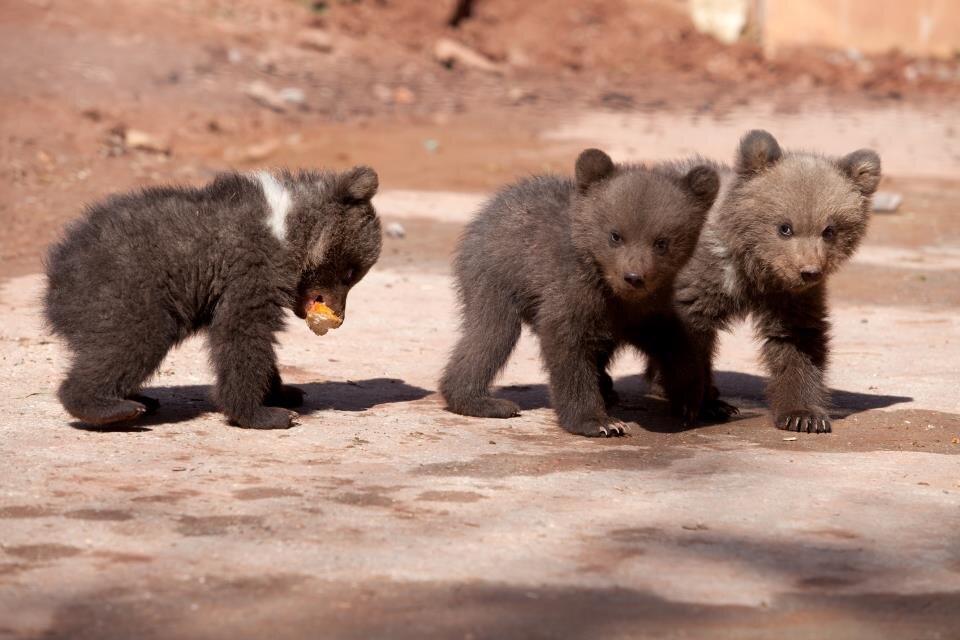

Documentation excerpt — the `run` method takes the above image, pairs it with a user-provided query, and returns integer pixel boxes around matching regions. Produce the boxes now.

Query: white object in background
[690,0,750,44]
[872,191,903,213]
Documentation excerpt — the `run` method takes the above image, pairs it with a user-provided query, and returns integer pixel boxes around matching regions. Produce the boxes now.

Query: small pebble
[872,191,902,213]
[278,87,307,107]
[384,222,406,239]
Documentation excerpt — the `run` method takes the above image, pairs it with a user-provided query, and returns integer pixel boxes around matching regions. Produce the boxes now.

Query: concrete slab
[1,264,958,639]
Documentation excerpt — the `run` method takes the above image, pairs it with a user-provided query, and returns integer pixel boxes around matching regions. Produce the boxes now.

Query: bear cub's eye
[822,225,836,240]
[609,231,622,245]
[653,237,669,254]
[778,223,793,238]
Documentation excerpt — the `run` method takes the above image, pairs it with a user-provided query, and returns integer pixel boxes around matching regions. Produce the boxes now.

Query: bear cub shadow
[69,378,431,432]
[493,370,912,434]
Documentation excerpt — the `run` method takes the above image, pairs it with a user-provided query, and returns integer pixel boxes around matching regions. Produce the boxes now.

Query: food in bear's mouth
[306,301,342,336]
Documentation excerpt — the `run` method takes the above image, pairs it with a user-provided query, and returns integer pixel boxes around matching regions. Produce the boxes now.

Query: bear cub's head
[287,166,382,323]
[571,148,719,301]
[723,130,881,292]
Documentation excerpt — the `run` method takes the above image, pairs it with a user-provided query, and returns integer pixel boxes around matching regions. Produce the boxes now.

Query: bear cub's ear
[838,149,881,196]
[575,148,615,193]
[736,129,782,177]
[338,166,379,203]
[681,165,720,212]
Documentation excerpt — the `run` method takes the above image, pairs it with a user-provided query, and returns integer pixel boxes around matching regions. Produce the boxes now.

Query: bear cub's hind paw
[73,398,147,426]
[776,411,831,434]
[127,394,160,414]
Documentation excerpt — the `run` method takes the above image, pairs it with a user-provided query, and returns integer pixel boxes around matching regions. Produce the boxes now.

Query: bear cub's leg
[596,349,619,408]
[539,326,629,438]
[757,302,831,434]
[208,300,298,430]
[60,384,148,425]
[58,334,173,425]
[439,297,522,419]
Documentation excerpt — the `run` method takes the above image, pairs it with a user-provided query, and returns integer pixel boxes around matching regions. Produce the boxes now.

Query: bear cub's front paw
[776,411,831,434]
[700,398,739,423]
[474,397,522,419]
[569,418,633,438]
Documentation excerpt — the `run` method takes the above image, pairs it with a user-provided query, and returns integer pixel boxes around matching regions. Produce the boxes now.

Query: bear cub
[45,167,382,429]
[440,149,720,437]
[668,130,881,433]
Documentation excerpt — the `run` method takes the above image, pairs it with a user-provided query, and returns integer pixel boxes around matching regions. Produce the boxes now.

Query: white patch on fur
[701,222,730,261]
[700,173,744,298]
[721,261,741,298]
[705,232,728,260]
[253,171,292,241]
[701,223,741,298]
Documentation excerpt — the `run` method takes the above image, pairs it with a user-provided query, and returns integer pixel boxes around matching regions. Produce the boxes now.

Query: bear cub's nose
[623,272,645,288]
[800,267,823,283]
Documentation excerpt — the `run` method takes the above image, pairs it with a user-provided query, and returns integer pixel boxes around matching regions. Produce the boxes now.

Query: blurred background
[2,0,958,280]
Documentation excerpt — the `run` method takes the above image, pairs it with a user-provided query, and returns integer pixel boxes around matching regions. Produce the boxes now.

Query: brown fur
[439,149,719,437]
[659,130,881,433]
[44,168,381,429]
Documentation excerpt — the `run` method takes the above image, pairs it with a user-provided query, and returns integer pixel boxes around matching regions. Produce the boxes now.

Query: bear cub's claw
[700,398,739,423]
[574,418,631,438]
[777,412,831,434]
[127,394,160,414]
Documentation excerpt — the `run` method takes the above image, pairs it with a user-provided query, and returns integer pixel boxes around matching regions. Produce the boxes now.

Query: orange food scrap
[306,301,342,336]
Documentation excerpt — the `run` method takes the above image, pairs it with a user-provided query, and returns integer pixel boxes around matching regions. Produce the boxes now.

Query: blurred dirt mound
[2,0,958,277]
[323,0,959,99]
[332,0,721,77]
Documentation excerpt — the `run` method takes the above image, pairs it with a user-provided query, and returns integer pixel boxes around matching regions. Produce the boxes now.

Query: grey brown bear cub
[440,149,720,437]
[668,130,881,433]
[45,167,382,429]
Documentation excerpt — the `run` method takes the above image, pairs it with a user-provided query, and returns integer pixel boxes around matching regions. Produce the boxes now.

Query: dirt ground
[1,1,959,638]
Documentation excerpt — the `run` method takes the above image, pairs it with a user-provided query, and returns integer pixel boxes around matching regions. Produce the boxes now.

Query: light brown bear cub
[654,130,881,433]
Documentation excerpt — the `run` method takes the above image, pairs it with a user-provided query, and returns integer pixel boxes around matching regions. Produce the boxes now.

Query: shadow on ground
[23,574,960,640]
[712,370,913,416]
[495,370,912,433]
[69,378,431,431]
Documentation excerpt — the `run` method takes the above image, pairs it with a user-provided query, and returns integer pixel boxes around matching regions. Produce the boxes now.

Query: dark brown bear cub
[45,167,381,429]
[439,149,719,437]
[664,130,881,433]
